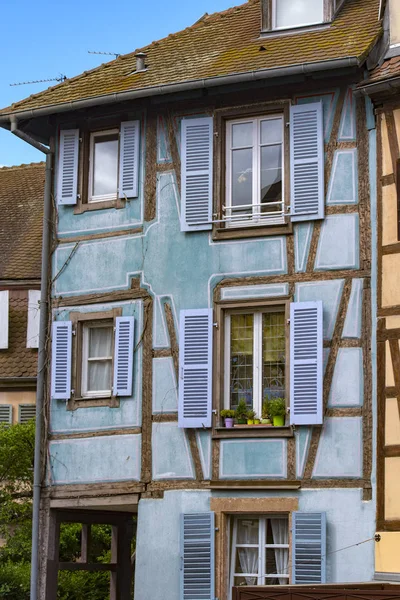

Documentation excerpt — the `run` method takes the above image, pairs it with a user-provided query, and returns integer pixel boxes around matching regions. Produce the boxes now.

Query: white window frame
[224,307,286,416]
[225,115,285,228]
[229,514,290,594]
[271,0,325,30]
[81,322,114,398]
[88,128,119,203]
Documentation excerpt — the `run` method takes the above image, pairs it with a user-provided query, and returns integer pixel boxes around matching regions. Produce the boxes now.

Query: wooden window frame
[225,115,285,229]
[261,0,333,32]
[229,514,290,590]
[213,298,291,435]
[68,308,122,410]
[72,117,127,215]
[88,128,119,205]
[210,497,298,600]
[81,320,114,399]
[213,102,292,241]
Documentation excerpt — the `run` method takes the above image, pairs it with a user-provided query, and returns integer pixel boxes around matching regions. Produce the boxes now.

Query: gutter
[9,121,53,600]
[0,56,360,124]
[356,74,400,96]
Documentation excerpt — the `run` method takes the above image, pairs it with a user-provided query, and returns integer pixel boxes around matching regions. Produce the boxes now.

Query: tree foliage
[0,422,113,600]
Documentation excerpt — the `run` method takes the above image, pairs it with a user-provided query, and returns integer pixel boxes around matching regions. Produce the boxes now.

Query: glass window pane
[231,149,253,211]
[262,312,286,402]
[261,119,283,145]
[237,518,259,544]
[235,548,259,584]
[89,327,113,359]
[275,0,324,29]
[234,576,257,586]
[88,360,112,392]
[232,122,253,148]
[230,314,254,409]
[260,145,282,210]
[92,134,119,197]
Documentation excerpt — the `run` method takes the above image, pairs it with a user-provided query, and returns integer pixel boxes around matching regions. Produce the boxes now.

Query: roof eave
[0,56,362,125]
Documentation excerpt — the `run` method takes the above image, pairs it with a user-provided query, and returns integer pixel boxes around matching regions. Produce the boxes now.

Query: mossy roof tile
[0,0,381,116]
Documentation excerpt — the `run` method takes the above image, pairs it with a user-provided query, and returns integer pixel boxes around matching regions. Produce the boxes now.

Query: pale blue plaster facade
[48,83,376,594]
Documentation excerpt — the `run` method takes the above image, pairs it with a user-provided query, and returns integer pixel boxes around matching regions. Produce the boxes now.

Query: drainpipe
[10,117,53,600]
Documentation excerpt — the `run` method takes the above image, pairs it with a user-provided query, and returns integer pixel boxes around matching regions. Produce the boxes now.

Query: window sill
[67,396,120,411]
[212,425,294,439]
[212,221,292,241]
[74,197,126,214]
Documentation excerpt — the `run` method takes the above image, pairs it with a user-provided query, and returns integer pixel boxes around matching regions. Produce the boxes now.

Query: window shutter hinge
[212,409,217,415]
[213,322,219,329]
[77,194,81,199]
[215,527,219,532]
[287,319,290,325]
[72,329,76,336]
[286,121,290,127]
[79,137,83,142]
[71,389,75,396]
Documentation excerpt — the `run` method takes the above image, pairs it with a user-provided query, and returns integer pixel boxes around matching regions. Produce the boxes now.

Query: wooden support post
[80,524,91,563]
[45,511,60,600]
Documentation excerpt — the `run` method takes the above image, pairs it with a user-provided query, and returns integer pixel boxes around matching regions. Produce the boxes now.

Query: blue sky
[0,0,239,167]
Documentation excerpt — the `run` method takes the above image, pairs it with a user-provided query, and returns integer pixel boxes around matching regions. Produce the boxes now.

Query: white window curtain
[271,518,289,584]
[238,549,258,586]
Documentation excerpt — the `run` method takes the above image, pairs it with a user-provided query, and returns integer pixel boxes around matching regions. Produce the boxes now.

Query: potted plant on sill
[220,409,236,428]
[261,400,272,426]
[247,409,256,425]
[268,398,286,427]
[235,399,248,425]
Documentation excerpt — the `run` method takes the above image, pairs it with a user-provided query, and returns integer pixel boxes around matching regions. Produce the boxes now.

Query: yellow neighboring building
[359,0,400,581]
[0,163,45,425]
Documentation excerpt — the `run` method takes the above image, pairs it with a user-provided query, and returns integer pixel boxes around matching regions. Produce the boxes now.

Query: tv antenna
[10,74,67,87]
[88,50,120,59]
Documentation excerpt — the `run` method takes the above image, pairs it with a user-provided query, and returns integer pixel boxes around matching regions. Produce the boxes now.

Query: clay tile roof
[0,163,45,280]
[0,290,38,379]
[0,0,381,117]
[368,55,400,83]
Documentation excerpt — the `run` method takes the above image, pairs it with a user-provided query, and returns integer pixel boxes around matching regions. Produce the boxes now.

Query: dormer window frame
[261,0,340,33]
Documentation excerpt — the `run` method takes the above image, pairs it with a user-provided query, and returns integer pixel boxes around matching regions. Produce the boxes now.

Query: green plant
[220,409,236,419]
[262,400,270,420]
[267,398,286,417]
[235,399,248,421]
[246,409,256,420]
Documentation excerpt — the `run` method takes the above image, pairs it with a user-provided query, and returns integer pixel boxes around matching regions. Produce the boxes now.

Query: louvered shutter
[290,301,323,425]
[181,117,213,232]
[0,406,12,424]
[290,102,324,221]
[57,129,79,205]
[0,290,9,349]
[180,513,215,600]
[292,512,326,584]
[119,120,140,199]
[18,404,36,424]
[113,316,135,396]
[178,309,213,429]
[27,290,41,349]
[51,321,72,400]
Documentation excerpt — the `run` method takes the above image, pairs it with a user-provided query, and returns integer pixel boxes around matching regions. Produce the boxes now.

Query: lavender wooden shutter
[290,301,323,425]
[51,321,72,400]
[0,290,9,349]
[113,316,135,396]
[57,129,79,205]
[292,512,326,584]
[181,117,213,232]
[290,102,324,221]
[180,513,215,600]
[178,309,213,428]
[119,120,140,199]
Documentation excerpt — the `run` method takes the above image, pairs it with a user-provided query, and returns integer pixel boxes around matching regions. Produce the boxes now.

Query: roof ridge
[0,162,45,171]
[4,0,251,113]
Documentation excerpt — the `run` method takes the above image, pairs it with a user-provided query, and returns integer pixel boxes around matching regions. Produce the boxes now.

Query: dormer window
[272,0,324,30]
[261,0,334,33]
